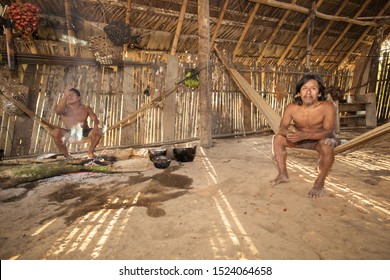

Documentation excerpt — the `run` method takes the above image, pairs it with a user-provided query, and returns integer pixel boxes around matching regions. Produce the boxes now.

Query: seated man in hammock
[270,73,341,198]
[51,84,103,159]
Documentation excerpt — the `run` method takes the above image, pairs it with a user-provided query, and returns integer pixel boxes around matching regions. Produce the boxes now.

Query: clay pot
[148,148,167,161]
[173,146,197,162]
[152,155,171,169]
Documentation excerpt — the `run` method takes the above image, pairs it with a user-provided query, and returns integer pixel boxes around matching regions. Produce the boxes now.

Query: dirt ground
[0,132,389,260]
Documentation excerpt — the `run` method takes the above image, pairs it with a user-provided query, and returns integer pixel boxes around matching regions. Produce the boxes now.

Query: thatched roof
[1,0,390,69]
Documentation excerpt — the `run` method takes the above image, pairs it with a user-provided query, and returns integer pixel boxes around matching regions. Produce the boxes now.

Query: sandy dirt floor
[0,132,389,260]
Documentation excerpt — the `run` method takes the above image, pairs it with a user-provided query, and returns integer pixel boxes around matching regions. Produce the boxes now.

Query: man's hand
[64,84,74,98]
[286,131,304,143]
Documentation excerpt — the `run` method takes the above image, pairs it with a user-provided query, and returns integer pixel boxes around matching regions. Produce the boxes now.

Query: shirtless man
[270,73,339,198]
[51,84,102,159]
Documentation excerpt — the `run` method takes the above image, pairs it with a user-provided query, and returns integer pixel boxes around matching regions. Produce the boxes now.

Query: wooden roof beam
[338,0,390,69]
[210,0,229,49]
[170,0,189,55]
[277,0,324,66]
[257,0,298,63]
[249,0,377,27]
[300,0,349,65]
[320,0,371,66]
[233,2,260,59]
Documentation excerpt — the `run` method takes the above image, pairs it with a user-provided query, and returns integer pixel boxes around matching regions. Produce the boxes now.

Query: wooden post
[367,26,383,94]
[278,0,324,66]
[121,65,136,145]
[64,0,75,56]
[305,2,315,72]
[123,0,132,58]
[198,0,212,148]
[242,64,253,133]
[365,92,377,128]
[350,47,370,97]
[4,14,16,70]
[163,54,178,141]
[334,100,340,134]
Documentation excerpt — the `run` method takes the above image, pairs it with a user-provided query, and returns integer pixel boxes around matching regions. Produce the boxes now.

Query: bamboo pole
[334,122,390,154]
[64,0,75,57]
[210,0,229,49]
[171,0,189,55]
[107,85,179,131]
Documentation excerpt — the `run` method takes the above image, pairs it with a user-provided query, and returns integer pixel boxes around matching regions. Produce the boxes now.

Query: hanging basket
[103,21,131,46]
[0,85,29,116]
[88,36,122,65]
[184,68,200,88]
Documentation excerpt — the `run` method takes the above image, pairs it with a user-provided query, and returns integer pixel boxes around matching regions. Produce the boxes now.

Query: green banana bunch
[184,68,200,88]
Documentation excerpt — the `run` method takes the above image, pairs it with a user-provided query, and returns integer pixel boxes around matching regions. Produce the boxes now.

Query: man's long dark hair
[294,73,326,105]
[70,88,81,96]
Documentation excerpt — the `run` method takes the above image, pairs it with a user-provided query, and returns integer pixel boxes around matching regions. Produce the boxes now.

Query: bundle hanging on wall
[184,68,200,88]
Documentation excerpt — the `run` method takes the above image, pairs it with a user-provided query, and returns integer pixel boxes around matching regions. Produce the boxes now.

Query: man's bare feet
[270,174,289,186]
[307,180,325,198]
[87,153,96,159]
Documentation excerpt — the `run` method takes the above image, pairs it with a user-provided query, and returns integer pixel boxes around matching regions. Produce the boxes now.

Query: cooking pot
[152,155,171,169]
[148,148,167,161]
[173,146,197,162]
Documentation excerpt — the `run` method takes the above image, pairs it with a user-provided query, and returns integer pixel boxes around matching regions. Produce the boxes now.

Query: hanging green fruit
[184,68,199,88]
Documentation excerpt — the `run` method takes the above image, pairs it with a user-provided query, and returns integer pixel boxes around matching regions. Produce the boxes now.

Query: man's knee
[91,130,103,142]
[51,128,62,139]
[317,139,335,153]
[324,138,339,148]
[273,134,287,146]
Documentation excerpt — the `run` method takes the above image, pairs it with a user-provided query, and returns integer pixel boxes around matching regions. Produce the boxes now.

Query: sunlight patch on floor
[43,193,140,259]
[336,150,390,181]
[287,158,390,221]
[199,147,259,259]
[31,218,57,237]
